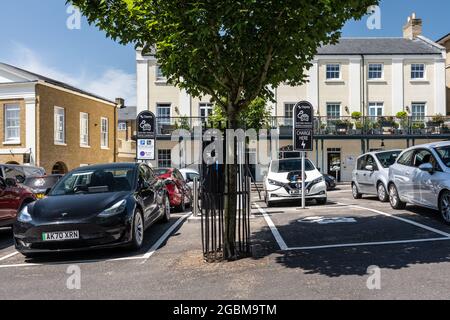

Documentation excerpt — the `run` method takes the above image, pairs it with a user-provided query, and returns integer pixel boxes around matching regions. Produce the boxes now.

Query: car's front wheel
[389,184,406,210]
[265,193,273,208]
[377,183,389,202]
[130,210,144,250]
[439,190,450,225]
[176,195,186,212]
[316,198,327,205]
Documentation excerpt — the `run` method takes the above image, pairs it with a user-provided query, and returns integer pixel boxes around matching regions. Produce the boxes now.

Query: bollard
[193,177,199,216]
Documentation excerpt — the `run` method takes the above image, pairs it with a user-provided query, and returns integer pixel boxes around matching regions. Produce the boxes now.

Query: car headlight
[268,179,286,187]
[18,205,32,223]
[98,200,127,218]
[310,177,325,186]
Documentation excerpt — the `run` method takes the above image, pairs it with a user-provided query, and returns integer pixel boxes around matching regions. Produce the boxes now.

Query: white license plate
[42,231,80,242]
[290,190,301,195]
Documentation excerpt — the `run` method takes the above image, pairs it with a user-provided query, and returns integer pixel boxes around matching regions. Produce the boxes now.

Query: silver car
[352,150,402,202]
[388,141,450,224]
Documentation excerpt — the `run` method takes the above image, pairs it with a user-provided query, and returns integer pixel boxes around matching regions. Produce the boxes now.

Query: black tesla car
[13,163,170,257]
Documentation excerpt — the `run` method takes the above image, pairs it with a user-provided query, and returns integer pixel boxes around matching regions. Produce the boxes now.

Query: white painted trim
[348,59,361,112]
[2,141,21,145]
[54,106,66,145]
[100,117,109,149]
[179,88,191,116]
[25,98,36,165]
[37,81,115,106]
[315,54,442,61]
[392,58,404,114]
[435,59,446,115]
[0,148,30,155]
[306,61,319,109]
[136,59,149,114]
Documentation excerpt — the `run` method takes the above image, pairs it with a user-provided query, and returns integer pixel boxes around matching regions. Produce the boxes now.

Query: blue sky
[0,0,448,105]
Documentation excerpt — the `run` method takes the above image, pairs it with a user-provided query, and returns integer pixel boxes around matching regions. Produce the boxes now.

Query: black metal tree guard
[200,123,252,262]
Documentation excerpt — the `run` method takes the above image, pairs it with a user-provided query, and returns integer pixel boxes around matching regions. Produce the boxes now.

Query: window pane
[158,149,172,167]
[368,64,383,79]
[326,64,340,79]
[411,64,425,79]
[54,107,65,143]
[4,104,20,141]
[101,118,108,147]
[326,104,340,119]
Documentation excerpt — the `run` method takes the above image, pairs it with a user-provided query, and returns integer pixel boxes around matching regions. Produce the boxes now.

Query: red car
[0,177,36,227]
[154,168,192,212]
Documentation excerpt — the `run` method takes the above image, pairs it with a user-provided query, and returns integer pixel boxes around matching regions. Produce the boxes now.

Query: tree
[70,0,379,259]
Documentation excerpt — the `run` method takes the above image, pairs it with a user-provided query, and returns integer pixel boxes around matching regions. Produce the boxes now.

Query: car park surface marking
[255,203,288,251]
[141,211,192,262]
[256,201,450,251]
[0,251,19,262]
[337,203,450,238]
[0,212,192,269]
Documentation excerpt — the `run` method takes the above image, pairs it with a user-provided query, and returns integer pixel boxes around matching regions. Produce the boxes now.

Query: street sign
[293,101,314,152]
[137,139,155,161]
[136,111,156,160]
[292,101,315,210]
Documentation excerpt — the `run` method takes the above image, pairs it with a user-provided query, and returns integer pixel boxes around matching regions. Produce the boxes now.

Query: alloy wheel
[378,184,386,201]
[440,193,450,223]
[134,212,144,247]
[389,185,398,206]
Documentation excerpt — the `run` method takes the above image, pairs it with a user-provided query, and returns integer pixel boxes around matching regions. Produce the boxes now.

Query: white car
[179,168,200,189]
[264,158,327,207]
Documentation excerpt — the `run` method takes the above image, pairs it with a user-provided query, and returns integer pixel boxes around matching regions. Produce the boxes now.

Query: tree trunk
[223,108,239,260]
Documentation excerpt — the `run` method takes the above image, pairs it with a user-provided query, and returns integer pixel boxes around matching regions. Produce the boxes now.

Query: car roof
[72,163,138,172]
[179,168,199,173]
[411,141,450,149]
[359,149,402,158]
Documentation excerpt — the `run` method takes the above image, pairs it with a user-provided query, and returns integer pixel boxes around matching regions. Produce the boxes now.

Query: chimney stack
[403,13,422,40]
[115,97,125,109]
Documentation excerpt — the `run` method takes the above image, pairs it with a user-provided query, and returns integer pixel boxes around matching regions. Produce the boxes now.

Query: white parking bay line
[0,251,19,262]
[254,204,288,251]
[288,237,450,251]
[338,203,450,238]
[141,212,192,262]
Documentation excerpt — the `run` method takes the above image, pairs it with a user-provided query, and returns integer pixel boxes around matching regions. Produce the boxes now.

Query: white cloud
[5,43,136,105]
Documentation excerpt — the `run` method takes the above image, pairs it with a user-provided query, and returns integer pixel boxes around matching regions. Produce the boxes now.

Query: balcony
[154,116,450,138]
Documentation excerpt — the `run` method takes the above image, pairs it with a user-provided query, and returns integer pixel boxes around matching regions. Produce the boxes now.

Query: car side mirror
[365,165,374,172]
[419,163,434,174]
[5,178,17,187]
[45,188,52,196]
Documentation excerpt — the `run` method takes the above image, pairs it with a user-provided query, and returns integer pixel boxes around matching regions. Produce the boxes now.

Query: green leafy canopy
[70,0,379,116]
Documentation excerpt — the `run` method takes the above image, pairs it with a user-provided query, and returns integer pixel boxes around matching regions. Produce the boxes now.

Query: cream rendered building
[136,14,448,182]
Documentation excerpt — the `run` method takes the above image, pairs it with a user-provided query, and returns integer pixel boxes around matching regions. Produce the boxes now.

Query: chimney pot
[115,98,125,108]
[403,13,422,40]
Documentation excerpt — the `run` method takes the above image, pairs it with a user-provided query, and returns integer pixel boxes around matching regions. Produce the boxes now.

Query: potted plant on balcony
[427,114,445,134]
[174,116,191,131]
[396,111,409,134]
[351,112,362,134]
[411,121,426,134]
[334,119,352,135]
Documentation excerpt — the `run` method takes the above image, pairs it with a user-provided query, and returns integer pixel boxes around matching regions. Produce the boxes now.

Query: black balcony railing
[154,116,450,136]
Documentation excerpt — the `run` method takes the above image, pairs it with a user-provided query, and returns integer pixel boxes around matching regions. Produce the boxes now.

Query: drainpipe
[361,54,366,117]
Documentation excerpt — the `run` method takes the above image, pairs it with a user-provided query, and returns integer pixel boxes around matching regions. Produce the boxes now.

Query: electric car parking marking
[255,204,288,251]
[257,202,450,252]
[338,203,450,238]
[0,212,192,269]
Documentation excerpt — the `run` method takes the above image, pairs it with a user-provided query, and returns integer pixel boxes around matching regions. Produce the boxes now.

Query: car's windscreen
[154,169,170,176]
[24,176,60,189]
[50,168,135,196]
[186,172,200,181]
[22,167,45,177]
[375,151,401,168]
[271,159,315,173]
[434,146,450,168]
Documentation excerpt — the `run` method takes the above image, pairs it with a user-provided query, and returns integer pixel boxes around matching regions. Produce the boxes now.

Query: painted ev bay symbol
[298,216,357,225]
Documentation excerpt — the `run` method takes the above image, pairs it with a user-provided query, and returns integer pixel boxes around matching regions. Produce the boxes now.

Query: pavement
[2,184,450,299]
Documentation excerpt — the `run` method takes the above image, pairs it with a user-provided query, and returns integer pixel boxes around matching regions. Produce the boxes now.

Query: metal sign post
[136,111,156,161]
[293,101,314,209]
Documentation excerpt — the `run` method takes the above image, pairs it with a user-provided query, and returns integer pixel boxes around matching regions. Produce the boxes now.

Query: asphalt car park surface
[3,185,450,299]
